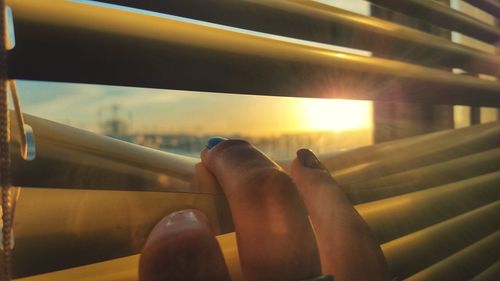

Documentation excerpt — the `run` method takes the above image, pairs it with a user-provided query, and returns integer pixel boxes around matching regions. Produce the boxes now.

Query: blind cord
[9,81,25,159]
[0,0,13,279]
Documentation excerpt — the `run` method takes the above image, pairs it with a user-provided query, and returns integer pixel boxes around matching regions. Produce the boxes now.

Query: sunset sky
[16,80,373,137]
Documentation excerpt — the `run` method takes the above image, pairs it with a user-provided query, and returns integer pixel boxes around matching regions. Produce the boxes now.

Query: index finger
[201,139,321,281]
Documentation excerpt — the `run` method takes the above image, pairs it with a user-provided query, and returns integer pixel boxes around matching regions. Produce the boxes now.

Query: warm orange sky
[18,80,373,136]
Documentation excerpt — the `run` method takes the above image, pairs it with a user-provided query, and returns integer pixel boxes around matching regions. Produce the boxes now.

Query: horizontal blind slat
[93,0,500,76]
[462,0,500,18]
[405,231,500,281]
[470,259,500,281]
[358,171,500,243]
[369,0,500,43]
[382,201,500,279]
[330,124,500,187]
[11,187,231,278]
[11,112,197,191]
[317,121,498,171]
[7,0,500,106]
[341,148,500,203]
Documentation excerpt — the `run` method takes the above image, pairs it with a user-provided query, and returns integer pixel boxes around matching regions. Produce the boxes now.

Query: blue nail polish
[207,137,227,149]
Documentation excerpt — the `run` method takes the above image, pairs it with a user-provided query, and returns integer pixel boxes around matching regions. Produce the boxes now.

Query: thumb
[139,209,231,281]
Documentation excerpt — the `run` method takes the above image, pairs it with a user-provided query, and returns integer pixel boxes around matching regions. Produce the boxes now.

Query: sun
[300,98,372,132]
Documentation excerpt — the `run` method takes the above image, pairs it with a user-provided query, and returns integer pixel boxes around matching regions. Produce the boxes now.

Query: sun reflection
[300,98,372,132]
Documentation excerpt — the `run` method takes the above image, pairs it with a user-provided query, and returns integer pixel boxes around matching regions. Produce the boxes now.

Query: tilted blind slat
[318,121,498,171]
[13,113,500,193]
[94,0,500,76]
[330,124,500,186]
[6,0,500,106]
[382,201,500,279]
[10,113,500,278]
[358,171,500,243]
[12,187,232,278]
[470,259,500,281]
[369,0,500,44]
[406,231,500,281]
[341,148,500,203]
[463,0,500,18]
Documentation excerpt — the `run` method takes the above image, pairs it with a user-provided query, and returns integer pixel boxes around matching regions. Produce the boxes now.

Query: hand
[139,139,389,281]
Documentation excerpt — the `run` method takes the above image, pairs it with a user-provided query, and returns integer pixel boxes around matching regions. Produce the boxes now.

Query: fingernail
[143,209,210,250]
[164,209,208,229]
[206,137,227,149]
[297,148,326,170]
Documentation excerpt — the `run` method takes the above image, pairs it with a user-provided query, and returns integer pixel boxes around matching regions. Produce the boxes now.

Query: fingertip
[291,150,331,187]
[140,209,230,281]
[201,139,248,162]
[291,149,350,208]
[206,137,228,149]
[142,209,211,251]
[200,138,258,176]
[296,148,327,170]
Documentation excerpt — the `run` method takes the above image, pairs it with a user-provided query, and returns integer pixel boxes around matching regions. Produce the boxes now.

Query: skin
[140,140,389,281]
[290,156,389,281]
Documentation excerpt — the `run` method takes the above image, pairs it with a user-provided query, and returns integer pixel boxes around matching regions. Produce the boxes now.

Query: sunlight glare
[300,98,372,132]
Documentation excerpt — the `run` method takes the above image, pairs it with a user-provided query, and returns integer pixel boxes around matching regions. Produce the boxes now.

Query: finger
[201,139,321,281]
[139,209,231,281]
[291,149,389,281]
[191,162,223,194]
[190,162,233,235]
